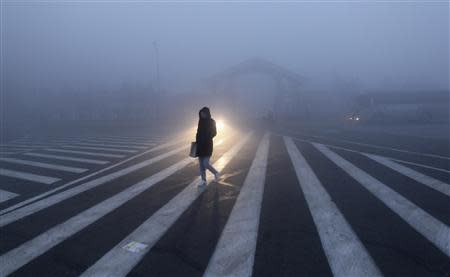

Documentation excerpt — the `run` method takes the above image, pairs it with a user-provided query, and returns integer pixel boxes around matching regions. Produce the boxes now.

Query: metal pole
[153,41,160,94]
[152,41,161,120]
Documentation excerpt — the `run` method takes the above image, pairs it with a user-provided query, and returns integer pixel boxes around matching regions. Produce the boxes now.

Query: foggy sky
[3,1,449,93]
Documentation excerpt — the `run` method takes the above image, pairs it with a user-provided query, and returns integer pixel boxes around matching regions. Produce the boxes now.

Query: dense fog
[2,1,449,136]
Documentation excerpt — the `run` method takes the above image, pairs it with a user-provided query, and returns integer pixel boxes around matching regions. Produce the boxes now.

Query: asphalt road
[0,123,449,277]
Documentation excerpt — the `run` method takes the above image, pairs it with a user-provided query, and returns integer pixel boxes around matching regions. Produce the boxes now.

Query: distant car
[347,114,361,123]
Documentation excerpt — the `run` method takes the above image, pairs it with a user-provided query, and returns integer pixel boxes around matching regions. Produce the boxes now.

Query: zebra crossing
[314,143,450,258]
[80,133,251,277]
[0,190,19,204]
[0,134,164,206]
[73,142,148,150]
[61,145,137,153]
[285,137,382,277]
[0,168,61,185]
[0,158,88,174]
[0,132,448,276]
[204,133,270,277]
[43,148,125,158]
[23,152,110,164]
[364,153,450,196]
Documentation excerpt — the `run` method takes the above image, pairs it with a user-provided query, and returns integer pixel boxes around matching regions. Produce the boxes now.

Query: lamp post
[153,41,160,95]
[152,41,161,120]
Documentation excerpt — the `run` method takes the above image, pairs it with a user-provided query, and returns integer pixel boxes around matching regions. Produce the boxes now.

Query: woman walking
[196,107,220,186]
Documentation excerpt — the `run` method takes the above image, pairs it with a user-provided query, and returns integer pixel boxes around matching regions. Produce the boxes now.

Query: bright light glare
[216,120,225,131]
[216,139,224,146]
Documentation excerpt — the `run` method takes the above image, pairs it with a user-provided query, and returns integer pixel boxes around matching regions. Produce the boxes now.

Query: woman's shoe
[198,180,207,187]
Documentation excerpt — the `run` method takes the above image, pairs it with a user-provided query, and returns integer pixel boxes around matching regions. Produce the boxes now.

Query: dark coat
[196,107,217,157]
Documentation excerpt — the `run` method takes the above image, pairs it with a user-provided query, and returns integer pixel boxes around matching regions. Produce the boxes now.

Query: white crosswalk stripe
[1,148,35,154]
[1,144,37,149]
[80,133,252,277]
[387,158,450,174]
[285,138,382,277]
[0,168,60,185]
[0,157,88,174]
[313,143,450,257]
[24,153,109,165]
[83,139,154,147]
[0,152,16,156]
[44,139,83,143]
[204,133,269,277]
[94,135,152,140]
[0,189,19,204]
[365,153,450,197]
[97,135,152,140]
[61,145,137,153]
[87,137,152,144]
[0,148,32,153]
[10,143,55,148]
[46,148,125,158]
[73,142,147,150]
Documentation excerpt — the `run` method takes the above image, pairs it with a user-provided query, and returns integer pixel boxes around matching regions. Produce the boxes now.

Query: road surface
[0,123,449,276]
